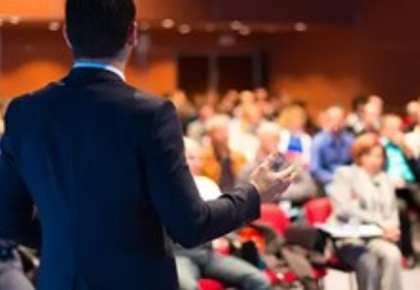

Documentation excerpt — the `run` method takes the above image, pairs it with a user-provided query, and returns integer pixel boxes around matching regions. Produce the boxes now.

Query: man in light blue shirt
[310,107,354,194]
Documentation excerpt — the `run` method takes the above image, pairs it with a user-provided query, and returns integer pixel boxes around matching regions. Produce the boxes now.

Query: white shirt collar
[73,61,126,81]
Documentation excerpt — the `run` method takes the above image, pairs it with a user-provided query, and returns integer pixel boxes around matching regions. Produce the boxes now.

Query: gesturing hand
[250,153,297,203]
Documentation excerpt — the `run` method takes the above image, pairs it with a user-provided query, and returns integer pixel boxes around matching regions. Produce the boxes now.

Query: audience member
[231,90,256,119]
[346,95,368,133]
[201,115,247,191]
[187,104,215,145]
[381,115,420,200]
[169,90,197,130]
[404,100,420,132]
[0,105,34,290]
[277,104,312,166]
[310,107,354,195]
[368,95,384,114]
[229,103,262,162]
[405,103,420,163]
[255,87,276,120]
[329,133,403,290]
[350,100,382,135]
[174,138,270,290]
[218,90,239,116]
[381,114,420,265]
[238,122,316,207]
[0,242,34,290]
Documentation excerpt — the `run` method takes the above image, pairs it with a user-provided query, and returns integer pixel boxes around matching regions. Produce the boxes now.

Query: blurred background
[2,1,420,290]
[0,0,419,115]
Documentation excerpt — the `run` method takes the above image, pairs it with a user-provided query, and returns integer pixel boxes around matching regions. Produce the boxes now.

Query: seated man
[174,138,270,290]
[310,107,354,195]
[238,122,316,211]
[348,96,383,136]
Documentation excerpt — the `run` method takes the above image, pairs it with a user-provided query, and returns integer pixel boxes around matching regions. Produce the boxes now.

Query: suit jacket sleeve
[143,100,260,248]
[0,100,41,248]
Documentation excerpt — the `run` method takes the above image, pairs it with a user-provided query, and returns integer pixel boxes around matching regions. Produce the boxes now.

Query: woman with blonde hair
[277,104,312,166]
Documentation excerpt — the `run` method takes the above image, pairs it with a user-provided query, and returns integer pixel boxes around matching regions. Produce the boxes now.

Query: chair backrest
[304,198,333,225]
[199,279,224,290]
[256,203,290,235]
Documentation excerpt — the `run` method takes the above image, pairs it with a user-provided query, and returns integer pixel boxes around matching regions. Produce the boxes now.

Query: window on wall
[177,53,268,97]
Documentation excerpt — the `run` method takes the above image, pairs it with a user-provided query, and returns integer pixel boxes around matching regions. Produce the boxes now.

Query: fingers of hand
[261,152,281,170]
[274,165,296,181]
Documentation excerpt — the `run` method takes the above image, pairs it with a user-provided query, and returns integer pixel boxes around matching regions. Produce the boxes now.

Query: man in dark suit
[0,1,295,290]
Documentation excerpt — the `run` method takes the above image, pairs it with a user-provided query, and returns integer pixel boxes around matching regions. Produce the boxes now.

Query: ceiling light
[239,26,251,36]
[294,22,308,32]
[9,16,21,25]
[230,20,243,31]
[48,21,61,31]
[162,18,175,29]
[179,24,192,35]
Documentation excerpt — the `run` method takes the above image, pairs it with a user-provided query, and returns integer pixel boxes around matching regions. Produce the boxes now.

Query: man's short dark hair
[66,0,136,58]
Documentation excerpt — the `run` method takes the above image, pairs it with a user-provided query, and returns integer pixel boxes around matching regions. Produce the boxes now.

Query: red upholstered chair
[304,197,332,225]
[256,203,290,235]
[254,204,300,286]
[304,198,355,289]
[199,279,224,290]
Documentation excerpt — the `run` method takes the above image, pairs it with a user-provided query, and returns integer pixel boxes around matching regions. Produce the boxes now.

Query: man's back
[0,68,261,290]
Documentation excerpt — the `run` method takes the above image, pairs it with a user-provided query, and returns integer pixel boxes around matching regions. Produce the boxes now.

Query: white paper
[315,223,384,238]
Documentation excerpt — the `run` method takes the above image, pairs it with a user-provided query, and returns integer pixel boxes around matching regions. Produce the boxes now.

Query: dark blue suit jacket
[0,69,260,290]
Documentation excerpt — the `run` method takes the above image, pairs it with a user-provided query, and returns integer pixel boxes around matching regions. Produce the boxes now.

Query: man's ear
[62,25,72,48]
[127,22,138,47]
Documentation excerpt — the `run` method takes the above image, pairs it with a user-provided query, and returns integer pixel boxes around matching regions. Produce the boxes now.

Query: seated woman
[328,133,403,290]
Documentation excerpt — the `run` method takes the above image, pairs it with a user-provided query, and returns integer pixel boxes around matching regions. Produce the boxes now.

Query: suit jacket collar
[63,68,125,86]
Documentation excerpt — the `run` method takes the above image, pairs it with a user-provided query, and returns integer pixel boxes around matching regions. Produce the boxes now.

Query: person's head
[380,114,403,141]
[170,90,188,106]
[362,101,382,129]
[316,110,328,131]
[324,106,345,133]
[205,115,230,147]
[352,95,368,115]
[277,104,308,132]
[224,90,239,103]
[65,0,137,61]
[198,104,215,122]
[368,94,384,113]
[241,103,262,126]
[184,137,203,176]
[406,100,420,124]
[218,90,239,114]
[239,90,256,105]
[256,122,280,157]
[255,87,269,102]
[351,133,386,175]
